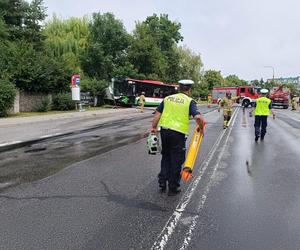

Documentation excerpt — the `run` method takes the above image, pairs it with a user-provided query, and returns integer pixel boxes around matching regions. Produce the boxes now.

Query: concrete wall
[10,91,52,113]
[8,91,20,114]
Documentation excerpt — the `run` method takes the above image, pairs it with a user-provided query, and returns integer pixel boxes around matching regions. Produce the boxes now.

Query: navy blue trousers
[158,129,186,189]
[254,116,268,138]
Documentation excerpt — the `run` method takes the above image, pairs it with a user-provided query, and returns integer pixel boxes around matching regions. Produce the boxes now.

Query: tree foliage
[129,14,183,82]
[0,16,8,39]
[177,45,203,83]
[80,77,108,106]
[1,41,69,93]
[81,12,132,81]
[286,83,299,96]
[192,80,209,99]
[128,35,167,80]
[203,70,224,90]
[0,1,70,94]
[225,74,247,86]
[0,79,17,117]
[44,15,89,71]
[52,93,75,111]
[0,0,46,48]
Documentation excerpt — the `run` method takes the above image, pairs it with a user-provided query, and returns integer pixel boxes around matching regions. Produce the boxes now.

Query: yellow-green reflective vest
[255,96,271,116]
[159,93,192,135]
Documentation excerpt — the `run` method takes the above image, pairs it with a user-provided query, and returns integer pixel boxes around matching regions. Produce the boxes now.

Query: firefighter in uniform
[291,95,297,111]
[218,91,236,129]
[139,91,146,113]
[251,89,275,142]
[207,93,212,108]
[151,80,205,196]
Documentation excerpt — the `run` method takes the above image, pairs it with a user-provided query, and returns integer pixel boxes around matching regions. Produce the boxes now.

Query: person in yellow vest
[218,91,237,129]
[207,93,212,108]
[151,80,206,196]
[252,89,275,142]
[139,91,146,113]
[291,96,297,111]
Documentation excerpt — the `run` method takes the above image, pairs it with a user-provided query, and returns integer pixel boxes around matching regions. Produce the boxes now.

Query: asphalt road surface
[0,106,300,250]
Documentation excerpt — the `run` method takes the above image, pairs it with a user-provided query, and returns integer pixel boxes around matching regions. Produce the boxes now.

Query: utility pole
[264,66,275,82]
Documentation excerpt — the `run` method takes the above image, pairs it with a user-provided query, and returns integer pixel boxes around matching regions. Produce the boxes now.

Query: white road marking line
[179,107,239,250]
[0,141,22,147]
[288,117,300,122]
[0,182,15,189]
[151,108,239,250]
[276,110,300,122]
[40,133,62,139]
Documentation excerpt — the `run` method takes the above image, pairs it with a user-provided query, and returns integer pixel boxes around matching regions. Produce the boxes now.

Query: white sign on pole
[72,86,80,101]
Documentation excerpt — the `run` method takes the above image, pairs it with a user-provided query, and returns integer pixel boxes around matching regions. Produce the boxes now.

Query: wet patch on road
[0,127,149,192]
[100,181,167,212]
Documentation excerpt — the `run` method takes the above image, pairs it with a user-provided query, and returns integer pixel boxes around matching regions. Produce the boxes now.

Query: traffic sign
[71,74,81,86]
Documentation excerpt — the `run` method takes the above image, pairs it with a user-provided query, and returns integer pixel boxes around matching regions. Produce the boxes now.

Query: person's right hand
[196,116,206,134]
[151,127,158,134]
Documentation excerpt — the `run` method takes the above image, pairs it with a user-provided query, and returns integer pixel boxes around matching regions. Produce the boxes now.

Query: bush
[52,93,75,111]
[37,96,51,112]
[80,77,108,106]
[0,80,17,117]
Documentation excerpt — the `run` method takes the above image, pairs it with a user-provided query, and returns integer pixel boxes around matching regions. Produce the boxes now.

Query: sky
[43,0,300,81]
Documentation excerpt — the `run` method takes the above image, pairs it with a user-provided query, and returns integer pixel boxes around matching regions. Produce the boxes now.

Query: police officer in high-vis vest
[252,89,275,142]
[151,80,205,196]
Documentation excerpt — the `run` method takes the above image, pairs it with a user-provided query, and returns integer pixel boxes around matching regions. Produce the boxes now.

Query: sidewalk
[0,107,153,147]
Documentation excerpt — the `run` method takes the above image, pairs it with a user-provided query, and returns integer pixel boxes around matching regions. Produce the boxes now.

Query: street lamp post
[264,66,275,82]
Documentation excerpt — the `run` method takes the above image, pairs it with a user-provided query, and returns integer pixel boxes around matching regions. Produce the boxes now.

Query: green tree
[81,12,132,80]
[128,35,167,80]
[203,70,224,90]
[44,15,89,71]
[0,0,27,39]
[0,0,46,48]
[192,80,209,99]
[24,0,47,49]
[225,74,247,86]
[177,45,203,83]
[0,41,15,80]
[286,83,299,96]
[129,14,183,82]
[0,16,8,39]
[264,80,276,90]
[0,79,16,117]
[1,41,69,93]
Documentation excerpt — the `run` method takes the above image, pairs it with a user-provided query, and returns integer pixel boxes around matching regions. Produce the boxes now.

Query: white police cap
[178,79,194,85]
[260,89,269,94]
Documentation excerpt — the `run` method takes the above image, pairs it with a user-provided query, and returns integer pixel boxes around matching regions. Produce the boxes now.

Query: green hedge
[52,93,75,111]
[37,96,52,112]
[0,80,17,117]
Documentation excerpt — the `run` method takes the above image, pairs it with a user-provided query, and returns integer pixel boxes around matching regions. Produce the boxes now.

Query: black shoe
[260,136,264,141]
[168,188,181,196]
[159,183,166,192]
[255,136,259,142]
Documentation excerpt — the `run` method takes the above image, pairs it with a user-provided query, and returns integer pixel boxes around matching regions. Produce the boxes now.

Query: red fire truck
[212,86,261,107]
[269,86,290,109]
